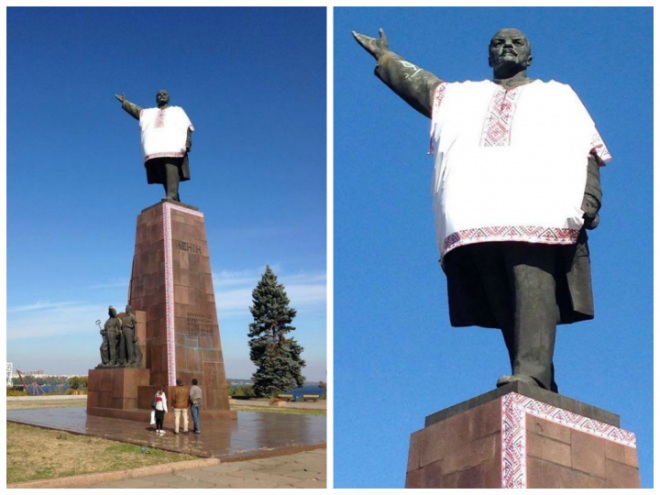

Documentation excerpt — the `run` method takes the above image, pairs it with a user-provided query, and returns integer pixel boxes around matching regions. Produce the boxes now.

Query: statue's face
[156,90,170,107]
[488,28,532,72]
[126,305,132,314]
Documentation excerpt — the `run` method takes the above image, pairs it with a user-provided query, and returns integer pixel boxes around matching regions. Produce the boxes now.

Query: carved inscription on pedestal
[176,240,202,254]
[187,312,213,336]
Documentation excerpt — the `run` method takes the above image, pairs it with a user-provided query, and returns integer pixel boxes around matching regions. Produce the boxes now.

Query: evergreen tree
[248,266,306,397]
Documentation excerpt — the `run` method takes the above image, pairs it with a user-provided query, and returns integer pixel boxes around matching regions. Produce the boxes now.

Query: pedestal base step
[406,389,640,488]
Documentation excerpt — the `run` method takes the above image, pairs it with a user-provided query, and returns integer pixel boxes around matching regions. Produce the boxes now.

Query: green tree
[248,266,306,397]
[67,376,88,390]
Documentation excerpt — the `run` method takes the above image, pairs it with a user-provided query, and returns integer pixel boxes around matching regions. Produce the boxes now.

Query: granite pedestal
[405,383,640,488]
[88,200,236,423]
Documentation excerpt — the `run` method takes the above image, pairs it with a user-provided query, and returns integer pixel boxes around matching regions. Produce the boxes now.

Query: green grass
[6,422,198,484]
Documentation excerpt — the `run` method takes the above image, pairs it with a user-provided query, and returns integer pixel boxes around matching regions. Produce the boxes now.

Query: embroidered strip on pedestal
[162,202,205,387]
[480,87,522,147]
[500,392,637,488]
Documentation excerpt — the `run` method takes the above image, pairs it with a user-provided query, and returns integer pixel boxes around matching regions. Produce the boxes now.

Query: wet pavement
[7,407,326,461]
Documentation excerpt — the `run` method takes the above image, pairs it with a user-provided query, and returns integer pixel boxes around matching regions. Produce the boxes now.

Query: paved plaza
[80,448,327,488]
[7,407,325,461]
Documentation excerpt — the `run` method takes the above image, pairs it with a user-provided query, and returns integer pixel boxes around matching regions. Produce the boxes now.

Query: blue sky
[334,7,653,488]
[7,7,327,382]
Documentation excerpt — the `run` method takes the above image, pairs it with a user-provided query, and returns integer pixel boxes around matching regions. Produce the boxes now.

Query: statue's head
[156,89,170,107]
[108,306,117,318]
[126,305,133,314]
[488,28,532,74]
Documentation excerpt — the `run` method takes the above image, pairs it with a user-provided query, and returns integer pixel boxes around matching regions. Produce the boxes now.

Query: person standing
[153,385,168,436]
[172,377,190,434]
[189,378,203,434]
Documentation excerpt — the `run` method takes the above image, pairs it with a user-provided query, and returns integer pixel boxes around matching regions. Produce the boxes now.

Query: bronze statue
[98,319,110,366]
[121,305,143,368]
[103,306,122,367]
[353,28,608,393]
[115,90,194,202]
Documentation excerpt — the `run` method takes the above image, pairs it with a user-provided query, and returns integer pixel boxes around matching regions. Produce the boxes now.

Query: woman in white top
[153,385,168,435]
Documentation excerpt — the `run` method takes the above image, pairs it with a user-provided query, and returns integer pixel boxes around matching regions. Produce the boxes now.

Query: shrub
[6,388,29,397]
[232,385,255,397]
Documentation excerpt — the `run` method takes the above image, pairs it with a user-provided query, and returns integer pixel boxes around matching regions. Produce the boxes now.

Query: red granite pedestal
[87,200,236,424]
[405,383,640,488]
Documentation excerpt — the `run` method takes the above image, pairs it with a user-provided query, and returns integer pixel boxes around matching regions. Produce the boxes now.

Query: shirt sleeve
[428,82,448,155]
[566,85,612,165]
[180,108,194,132]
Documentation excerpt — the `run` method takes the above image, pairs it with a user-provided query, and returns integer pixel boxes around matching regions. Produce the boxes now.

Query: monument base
[87,369,237,423]
[87,406,237,425]
[87,368,150,411]
[405,382,640,488]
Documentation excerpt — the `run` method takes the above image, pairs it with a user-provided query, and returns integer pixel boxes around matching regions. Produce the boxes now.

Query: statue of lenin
[353,28,610,393]
[115,90,194,202]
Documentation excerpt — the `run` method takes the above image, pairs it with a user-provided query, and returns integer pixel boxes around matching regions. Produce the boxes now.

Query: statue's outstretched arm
[114,94,142,121]
[353,29,442,118]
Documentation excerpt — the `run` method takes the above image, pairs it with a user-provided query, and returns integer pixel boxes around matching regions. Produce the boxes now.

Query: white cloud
[86,279,130,290]
[213,264,282,288]
[7,266,326,339]
[213,266,326,318]
[7,300,79,314]
[7,303,105,340]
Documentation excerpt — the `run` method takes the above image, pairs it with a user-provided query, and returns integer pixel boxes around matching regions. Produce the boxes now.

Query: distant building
[21,370,44,376]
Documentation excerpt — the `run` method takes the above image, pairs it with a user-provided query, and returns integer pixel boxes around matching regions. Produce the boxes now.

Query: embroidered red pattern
[144,151,186,163]
[155,109,166,128]
[480,87,522,147]
[428,82,447,155]
[443,225,580,257]
[162,202,205,386]
[501,392,636,488]
[590,132,612,163]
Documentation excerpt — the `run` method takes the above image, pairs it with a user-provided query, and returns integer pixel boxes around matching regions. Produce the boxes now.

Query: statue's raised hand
[114,93,126,103]
[352,28,389,60]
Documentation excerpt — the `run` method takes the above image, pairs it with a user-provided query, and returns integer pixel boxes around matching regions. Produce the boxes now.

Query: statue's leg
[100,339,109,365]
[108,332,117,365]
[164,162,180,201]
[469,244,516,371]
[134,342,143,368]
[118,333,126,365]
[506,244,559,392]
[125,330,135,365]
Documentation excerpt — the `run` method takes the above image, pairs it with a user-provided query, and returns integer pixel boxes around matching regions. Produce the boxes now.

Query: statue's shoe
[496,374,540,388]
